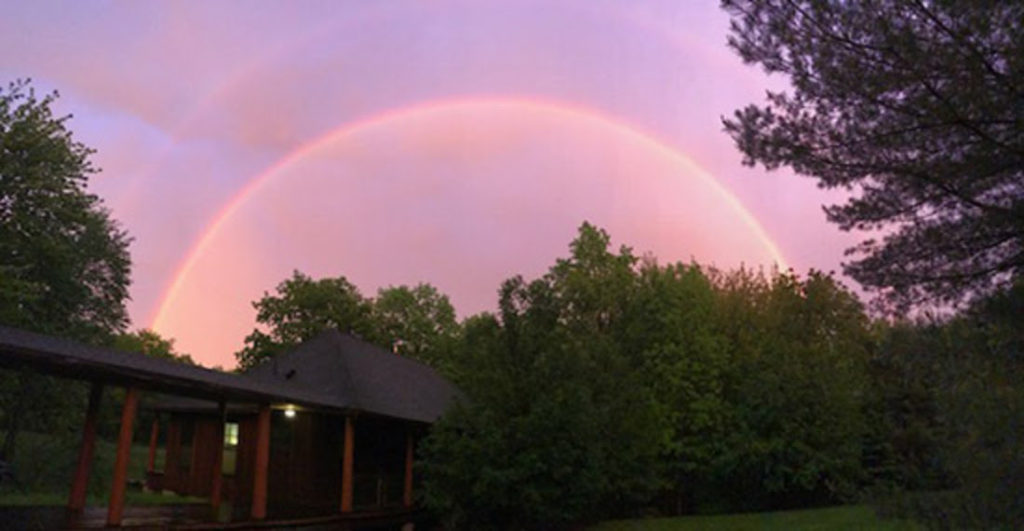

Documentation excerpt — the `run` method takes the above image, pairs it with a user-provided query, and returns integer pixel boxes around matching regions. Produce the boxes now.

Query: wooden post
[164,418,182,492]
[403,430,414,507]
[107,386,140,527]
[188,419,200,492]
[210,401,226,514]
[340,415,354,513]
[68,383,103,511]
[146,417,159,473]
[251,404,271,520]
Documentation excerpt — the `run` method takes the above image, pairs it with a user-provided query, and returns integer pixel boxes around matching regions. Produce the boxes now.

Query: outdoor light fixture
[284,406,297,419]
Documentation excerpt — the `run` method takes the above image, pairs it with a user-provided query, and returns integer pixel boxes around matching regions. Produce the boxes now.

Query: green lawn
[0,430,201,507]
[0,490,204,506]
[593,505,921,531]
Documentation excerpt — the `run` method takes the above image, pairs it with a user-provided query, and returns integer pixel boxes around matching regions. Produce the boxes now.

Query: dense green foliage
[697,269,870,511]
[235,270,459,370]
[867,283,1024,529]
[114,329,194,365]
[0,80,131,340]
[420,225,665,528]
[0,79,133,463]
[722,0,1024,309]
[416,224,1023,530]
[419,225,878,528]
[371,283,459,369]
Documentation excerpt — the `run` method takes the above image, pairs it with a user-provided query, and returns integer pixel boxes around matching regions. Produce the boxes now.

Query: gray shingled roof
[243,330,459,423]
[0,325,458,423]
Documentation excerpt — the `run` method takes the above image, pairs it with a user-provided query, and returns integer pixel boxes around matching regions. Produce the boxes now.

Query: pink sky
[1,1,860,368]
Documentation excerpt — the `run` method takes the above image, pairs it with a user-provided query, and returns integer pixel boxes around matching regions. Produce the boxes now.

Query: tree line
[236,223,1021,529]
[2,0,1021,522]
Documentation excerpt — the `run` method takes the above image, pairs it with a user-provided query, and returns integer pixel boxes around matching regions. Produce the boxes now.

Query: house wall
[352,416,408,509]
[162,416,184,494]
[155,409,415,518]
[267,411,344,517]
[232,414,258,504]
[186,417,221,496]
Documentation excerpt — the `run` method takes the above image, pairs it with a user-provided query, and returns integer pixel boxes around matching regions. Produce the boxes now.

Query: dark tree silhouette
[722,0,1024,309]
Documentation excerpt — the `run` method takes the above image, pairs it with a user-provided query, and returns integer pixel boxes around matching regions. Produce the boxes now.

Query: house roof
[0,326,458,423]
[0,325,340,408]
[243,330,459,423]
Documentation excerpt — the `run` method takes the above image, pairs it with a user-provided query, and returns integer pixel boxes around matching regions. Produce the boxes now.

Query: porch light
[284,406,296,419]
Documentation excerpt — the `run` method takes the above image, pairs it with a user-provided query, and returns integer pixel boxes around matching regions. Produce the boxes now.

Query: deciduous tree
[0,79,131,339]
[420,224,664,528]
[235,271,373,369]
[371,283,458,368]
[0,79,132,461]
[114,329,194,365]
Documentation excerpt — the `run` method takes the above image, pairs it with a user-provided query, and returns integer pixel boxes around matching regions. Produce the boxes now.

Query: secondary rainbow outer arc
[149,97,788,331]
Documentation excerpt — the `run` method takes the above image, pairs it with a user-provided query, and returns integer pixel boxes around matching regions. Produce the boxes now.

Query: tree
[0,79,131,339]
[235,271,460,370]
[235,271,373,369]
[114,329,194,365]
[868,284,1024,528]
[621,261,729,513]
[371,283,459,368]
[721,1,1024,308]
[706,268,871,510]
[0,78,132,461]
[419,224,665,529]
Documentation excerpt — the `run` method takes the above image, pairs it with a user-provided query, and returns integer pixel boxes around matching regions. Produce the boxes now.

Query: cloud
[1,0,858,365]
[153,102,785,366]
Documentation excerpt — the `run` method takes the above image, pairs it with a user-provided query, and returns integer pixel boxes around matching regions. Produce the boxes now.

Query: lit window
[224,422,239,447]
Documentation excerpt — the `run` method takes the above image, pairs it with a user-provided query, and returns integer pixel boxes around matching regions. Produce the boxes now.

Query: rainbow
[150,97,787,331]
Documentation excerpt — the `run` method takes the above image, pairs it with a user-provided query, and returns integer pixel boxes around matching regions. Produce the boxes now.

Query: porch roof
[243,329,459,423]
[0,326,458,423]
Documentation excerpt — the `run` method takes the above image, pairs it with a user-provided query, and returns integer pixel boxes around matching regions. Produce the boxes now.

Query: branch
[909,0,1018,96]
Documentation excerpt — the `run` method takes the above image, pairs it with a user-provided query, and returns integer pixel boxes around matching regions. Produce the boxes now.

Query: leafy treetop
[0,78,132,342]
[235,271,459,370]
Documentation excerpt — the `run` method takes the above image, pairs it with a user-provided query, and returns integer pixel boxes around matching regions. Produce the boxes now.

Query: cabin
[0,326,458,528]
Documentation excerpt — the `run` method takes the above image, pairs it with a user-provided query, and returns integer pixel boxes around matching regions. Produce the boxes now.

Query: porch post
[340,415,354,512]
[164,418,182,491]
[188,419,200,490]
[403,429,414,507]
[107,386,140,526]
[68,382,103,511]
[146,416,159,473]
[210,400,226,513]
[251,404,271,520]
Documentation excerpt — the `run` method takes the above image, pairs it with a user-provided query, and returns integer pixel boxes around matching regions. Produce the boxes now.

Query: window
[224,422,239,447]
[223,422,239,475]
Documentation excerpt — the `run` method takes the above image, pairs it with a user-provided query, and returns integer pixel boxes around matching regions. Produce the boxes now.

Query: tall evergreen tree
[722,1,1024,308]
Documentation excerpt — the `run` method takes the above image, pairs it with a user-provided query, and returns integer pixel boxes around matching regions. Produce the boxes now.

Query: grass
[593,505,921,531]
[0,430,202,507]
[0,490,205,506]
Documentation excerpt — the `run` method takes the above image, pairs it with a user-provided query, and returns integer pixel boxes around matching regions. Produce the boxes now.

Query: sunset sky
[0,1,860,368]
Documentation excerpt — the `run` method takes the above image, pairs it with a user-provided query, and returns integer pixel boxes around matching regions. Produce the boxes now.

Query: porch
[0,326,456,528]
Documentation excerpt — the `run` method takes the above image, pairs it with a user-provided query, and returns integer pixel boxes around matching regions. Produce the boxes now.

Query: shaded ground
[0,431,191,506]
[0,503,210,530]
[592,505,921,531]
